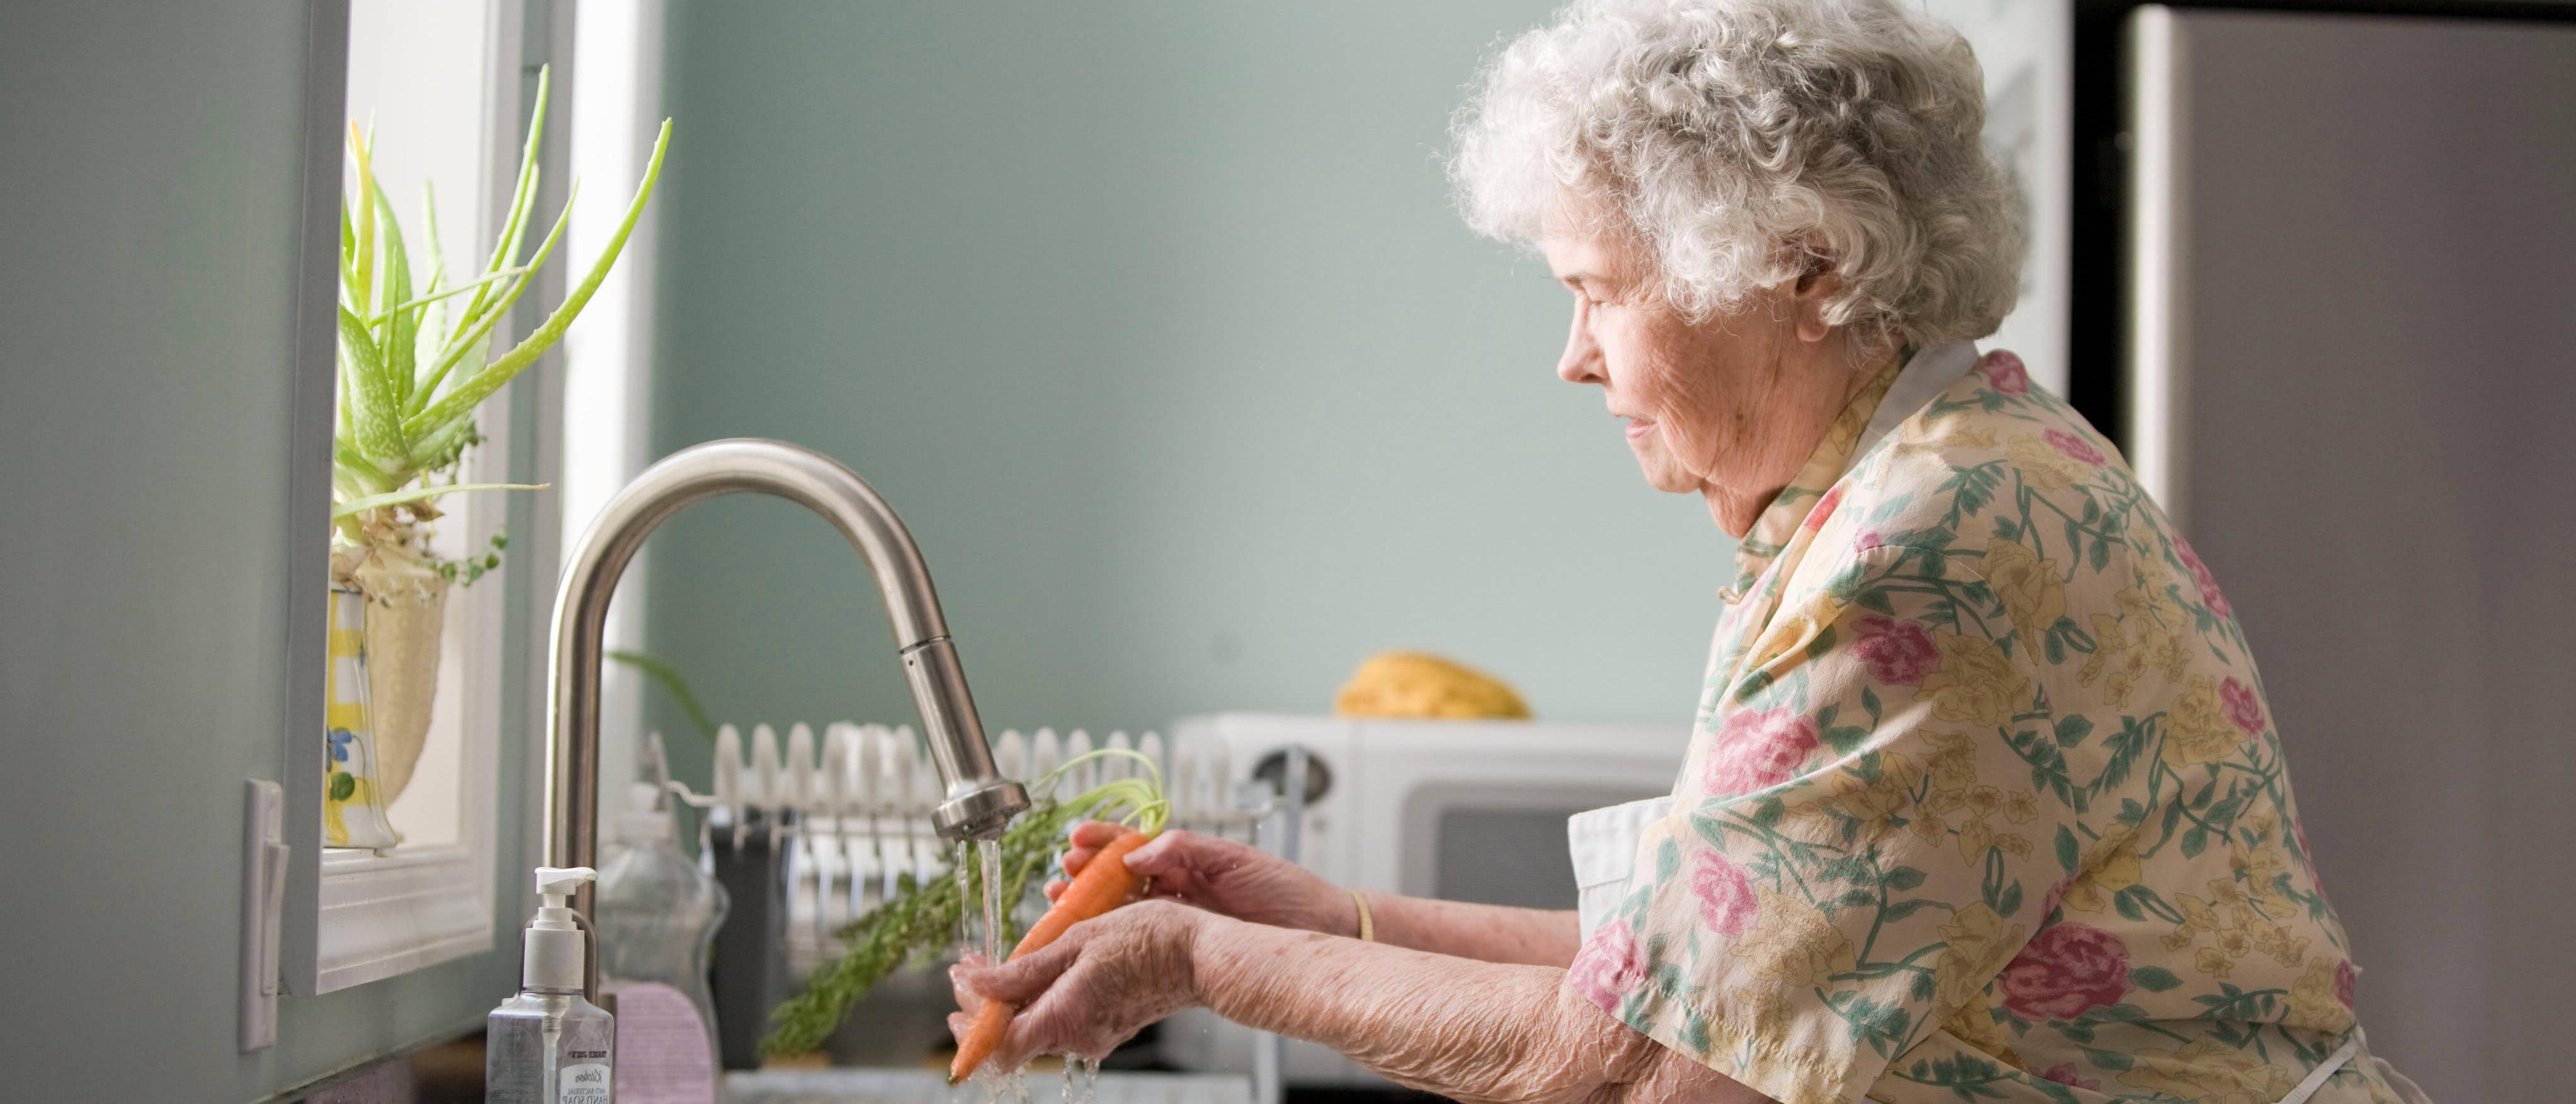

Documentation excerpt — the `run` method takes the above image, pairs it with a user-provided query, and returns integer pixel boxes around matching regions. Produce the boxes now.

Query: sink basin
[722,1068,1256,1104]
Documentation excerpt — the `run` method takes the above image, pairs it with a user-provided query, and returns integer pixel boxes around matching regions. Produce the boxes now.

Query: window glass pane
[341,0,499,852]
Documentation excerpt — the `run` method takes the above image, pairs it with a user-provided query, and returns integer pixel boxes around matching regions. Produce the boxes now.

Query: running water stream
[992,839,1099,1104]
[967,839,1031,1103]
[1063,1055,1099,1104]
[979,839,1004,965]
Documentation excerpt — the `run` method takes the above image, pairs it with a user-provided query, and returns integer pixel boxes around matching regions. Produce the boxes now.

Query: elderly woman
[949,1,2426,1101]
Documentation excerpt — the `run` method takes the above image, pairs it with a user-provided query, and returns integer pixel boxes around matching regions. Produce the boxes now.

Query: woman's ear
[1787,244,1840,344]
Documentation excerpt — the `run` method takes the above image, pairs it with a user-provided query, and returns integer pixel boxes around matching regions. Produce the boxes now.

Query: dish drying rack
[673,720,1308,1103]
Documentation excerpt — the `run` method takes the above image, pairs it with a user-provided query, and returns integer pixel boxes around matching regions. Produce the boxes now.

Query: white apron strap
[2276,1032,2363,1104]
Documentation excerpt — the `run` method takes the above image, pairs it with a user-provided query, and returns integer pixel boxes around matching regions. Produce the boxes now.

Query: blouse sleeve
[1565,545,2111,1104]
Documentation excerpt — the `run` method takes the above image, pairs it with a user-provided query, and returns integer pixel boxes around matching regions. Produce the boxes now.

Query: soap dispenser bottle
[488,867,616,1103]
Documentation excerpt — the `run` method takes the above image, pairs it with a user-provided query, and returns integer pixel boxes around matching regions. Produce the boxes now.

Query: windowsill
[314,843,494,992]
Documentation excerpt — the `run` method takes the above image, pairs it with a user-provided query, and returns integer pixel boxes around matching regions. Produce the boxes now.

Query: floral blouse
[1567,350,2405,1104]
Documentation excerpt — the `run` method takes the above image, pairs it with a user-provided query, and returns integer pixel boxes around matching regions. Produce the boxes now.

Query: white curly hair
[1451,0,2024,354]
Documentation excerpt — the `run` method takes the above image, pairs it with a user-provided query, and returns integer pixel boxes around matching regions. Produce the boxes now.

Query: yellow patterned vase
[325,586,402,850]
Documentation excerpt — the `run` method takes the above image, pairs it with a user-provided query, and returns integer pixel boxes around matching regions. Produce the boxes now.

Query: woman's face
[1540,213,1872,535]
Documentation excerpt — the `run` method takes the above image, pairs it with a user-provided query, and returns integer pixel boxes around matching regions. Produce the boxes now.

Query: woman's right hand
[1048,821,1356,937]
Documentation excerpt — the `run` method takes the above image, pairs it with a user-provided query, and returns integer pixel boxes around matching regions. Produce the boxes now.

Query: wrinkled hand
[948,899,1208,1069]
[1049,821,1353,935]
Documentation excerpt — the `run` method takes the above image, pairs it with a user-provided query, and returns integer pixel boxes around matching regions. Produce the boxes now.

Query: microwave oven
[1156,712,1688,1088]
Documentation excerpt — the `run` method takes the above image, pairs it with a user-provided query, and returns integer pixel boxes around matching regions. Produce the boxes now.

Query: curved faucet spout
[543,439,1029,940]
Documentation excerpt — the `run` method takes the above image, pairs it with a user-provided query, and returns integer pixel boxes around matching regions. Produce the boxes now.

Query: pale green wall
[0,4,527,1099]
[643,1,1737,766]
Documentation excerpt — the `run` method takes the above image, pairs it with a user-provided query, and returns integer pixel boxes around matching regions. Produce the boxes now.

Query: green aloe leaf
[333,436,394,496]
[331,482,547,521]
[335,305,403,457]
[408,174,566,423]
[409,119,669,440]
[416,180,450,382]
[365,268,525,322]
[339,203,361,304]
[456,67,549,334]
[347,122,377,315]
[401,413,479,474]
[371,184,418,414]
[419,179,447,287]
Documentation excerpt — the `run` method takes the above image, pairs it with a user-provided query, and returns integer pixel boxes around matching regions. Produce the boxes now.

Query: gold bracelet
[1351,889,1375,943]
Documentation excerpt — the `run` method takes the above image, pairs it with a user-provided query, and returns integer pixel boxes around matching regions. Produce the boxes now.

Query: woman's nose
[1557,307,1603,385]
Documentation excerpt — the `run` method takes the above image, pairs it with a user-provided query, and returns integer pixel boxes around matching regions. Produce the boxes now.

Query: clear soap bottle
[487,866,616,1103]
[596,778,729,1096]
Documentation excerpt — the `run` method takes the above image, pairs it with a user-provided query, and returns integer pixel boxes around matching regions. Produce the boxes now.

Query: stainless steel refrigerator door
[2128,8,2576,1099]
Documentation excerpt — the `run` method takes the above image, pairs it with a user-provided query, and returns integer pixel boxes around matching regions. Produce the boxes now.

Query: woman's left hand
[948,899,1210,1070]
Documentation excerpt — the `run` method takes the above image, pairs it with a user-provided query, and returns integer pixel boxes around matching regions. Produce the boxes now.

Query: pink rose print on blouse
[2174,533,2233,618]
[1705,708,1820,795]
[2334,959,2358,1008]
[1690,850,1760,936]
[1568,920,1649,1014]
[1851,615,1939,685]
[2221,677,2266,735]
[1854,528,1889,553]
[2043,428,2104,466]
[1800,485,1846,533]
[1999,923,2132,1020]
[1982,350,2029,396]
[2041,1066,2102,1091]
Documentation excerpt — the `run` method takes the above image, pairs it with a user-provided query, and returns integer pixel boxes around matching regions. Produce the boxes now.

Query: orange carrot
[949,828,1155,1083]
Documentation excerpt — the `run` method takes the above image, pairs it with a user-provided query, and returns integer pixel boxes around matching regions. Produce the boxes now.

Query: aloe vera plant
[334,67,671,570]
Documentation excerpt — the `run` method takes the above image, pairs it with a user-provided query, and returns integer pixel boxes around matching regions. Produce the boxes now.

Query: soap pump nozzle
[523,865,597,994]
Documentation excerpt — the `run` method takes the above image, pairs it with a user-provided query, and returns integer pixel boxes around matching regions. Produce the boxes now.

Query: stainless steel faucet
[541,439,1029,987]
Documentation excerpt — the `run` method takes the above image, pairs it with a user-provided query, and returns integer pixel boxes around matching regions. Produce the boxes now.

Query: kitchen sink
[723,1068,1257,1104]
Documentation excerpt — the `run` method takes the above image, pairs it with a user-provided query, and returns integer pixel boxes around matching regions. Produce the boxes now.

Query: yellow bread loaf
[1333,651,1530,719]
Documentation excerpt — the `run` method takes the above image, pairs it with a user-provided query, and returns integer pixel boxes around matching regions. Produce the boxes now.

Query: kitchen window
[285,0,548,995]
[283,0,663,996]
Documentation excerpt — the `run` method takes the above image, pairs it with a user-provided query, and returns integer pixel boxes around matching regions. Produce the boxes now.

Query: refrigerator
[2118,7,2576,1099]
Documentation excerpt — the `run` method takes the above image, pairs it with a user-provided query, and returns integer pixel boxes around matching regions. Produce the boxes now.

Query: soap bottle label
[560,1061,611,1103]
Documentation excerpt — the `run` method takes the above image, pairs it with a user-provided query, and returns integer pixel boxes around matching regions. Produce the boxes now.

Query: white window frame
[561,0,669,799]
